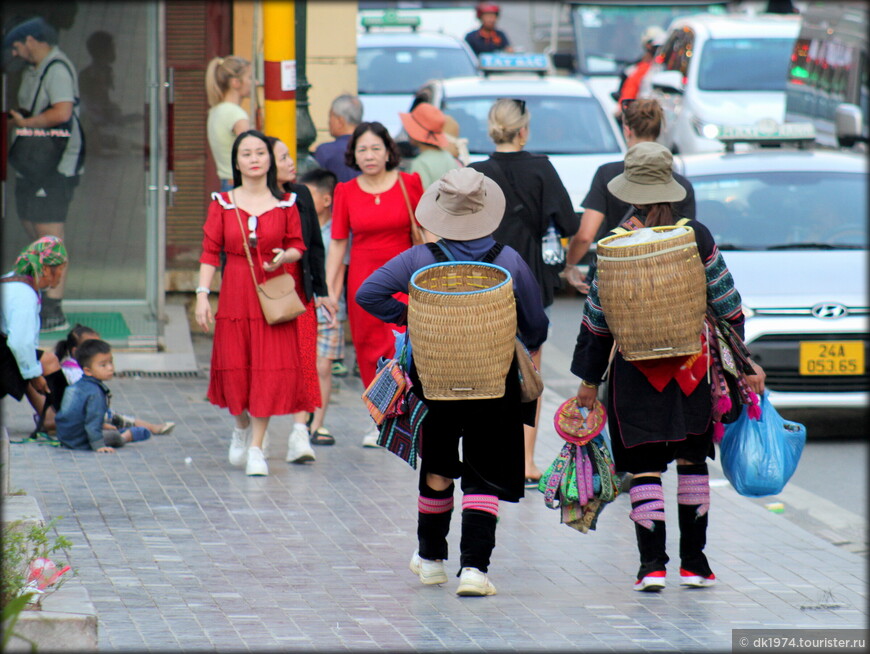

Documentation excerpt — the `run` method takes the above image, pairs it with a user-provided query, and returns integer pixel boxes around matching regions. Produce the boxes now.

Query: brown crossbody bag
[232,194,306,325]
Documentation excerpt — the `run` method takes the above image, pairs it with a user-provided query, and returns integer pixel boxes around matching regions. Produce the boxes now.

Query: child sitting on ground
[300,168,343,445]
[55,324,174,434]
[56,339,157,452]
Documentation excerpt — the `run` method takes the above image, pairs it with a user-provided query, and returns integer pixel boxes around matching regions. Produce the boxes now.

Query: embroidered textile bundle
[539,433,621,533]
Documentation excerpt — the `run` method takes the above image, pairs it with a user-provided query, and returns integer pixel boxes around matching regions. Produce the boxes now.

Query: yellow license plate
[799,341,865,375]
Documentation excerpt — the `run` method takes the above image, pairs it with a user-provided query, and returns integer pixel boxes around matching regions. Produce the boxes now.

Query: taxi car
[674,126,868,411]
[643,12,800,154]
[357,17,479,138]
[413,53,625,214]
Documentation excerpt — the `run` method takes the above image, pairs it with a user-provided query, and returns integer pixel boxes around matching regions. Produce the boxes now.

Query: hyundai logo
[811,302,849,319]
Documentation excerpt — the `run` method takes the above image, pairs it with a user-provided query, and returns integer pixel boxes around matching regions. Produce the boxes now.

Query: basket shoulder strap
[675,217,691,227]
[482,242,505,263]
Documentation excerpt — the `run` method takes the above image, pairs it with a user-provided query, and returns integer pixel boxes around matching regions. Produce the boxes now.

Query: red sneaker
[633,570,666,592]
[679,568,717,587]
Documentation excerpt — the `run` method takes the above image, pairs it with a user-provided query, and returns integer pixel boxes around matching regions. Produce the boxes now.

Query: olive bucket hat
[607,141,687,205]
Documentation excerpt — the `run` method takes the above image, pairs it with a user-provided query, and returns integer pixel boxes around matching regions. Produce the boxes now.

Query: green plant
[2,593,37,652]
[1,516,73,610]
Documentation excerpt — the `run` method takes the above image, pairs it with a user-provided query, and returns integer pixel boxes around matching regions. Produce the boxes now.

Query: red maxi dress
[331,172,424,387]
[201,191,320,417]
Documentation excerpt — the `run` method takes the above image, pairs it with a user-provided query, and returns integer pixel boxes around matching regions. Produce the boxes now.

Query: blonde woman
[468,98,578,486]
[205,55,252,192]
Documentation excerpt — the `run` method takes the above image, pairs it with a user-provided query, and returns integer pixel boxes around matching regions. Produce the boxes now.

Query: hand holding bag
[720,391,806,497]
[397,173,425,246]
[232,196,306,325]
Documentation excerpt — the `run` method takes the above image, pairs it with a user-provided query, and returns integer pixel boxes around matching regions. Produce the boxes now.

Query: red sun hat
[399,103,450,150]
[554,397,607,446]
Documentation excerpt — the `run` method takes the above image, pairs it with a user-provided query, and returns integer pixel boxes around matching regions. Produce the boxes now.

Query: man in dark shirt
[313,94,363,183]
[464,3,513,56]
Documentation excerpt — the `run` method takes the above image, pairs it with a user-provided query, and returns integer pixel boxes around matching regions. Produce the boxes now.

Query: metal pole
[295,0,318,174]
[263,0,296,160]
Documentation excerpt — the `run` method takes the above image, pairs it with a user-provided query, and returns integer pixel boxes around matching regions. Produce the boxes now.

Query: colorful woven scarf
[14,236,68,279]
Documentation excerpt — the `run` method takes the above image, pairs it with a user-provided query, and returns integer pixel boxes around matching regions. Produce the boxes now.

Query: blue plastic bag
[720,391,806,497]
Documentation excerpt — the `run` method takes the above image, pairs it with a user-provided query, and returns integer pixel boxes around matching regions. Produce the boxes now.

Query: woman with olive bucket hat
[570,142,766,592]
[357,168,548,596]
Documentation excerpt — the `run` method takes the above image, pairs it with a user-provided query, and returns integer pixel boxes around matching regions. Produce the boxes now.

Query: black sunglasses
[512,98,526,115]
[620,98,636,111]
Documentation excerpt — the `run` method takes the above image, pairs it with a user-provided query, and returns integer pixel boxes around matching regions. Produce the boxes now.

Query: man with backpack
[6,16,85,332]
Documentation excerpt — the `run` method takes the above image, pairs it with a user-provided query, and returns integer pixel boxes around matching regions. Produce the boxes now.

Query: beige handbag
[515,337,544,403]
[233,199,306,325]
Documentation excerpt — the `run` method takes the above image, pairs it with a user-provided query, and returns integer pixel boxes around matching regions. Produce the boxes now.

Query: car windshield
[442,95,622,155]
[570,3,726,75]
[688,170,867,250]
[698,38,795,91]
[358,46,477,93]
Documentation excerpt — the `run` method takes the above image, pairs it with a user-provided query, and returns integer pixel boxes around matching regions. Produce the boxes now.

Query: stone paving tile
[4,354,867,651]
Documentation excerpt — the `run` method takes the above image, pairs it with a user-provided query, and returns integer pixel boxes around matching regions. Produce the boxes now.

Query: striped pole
[263,0,296,161]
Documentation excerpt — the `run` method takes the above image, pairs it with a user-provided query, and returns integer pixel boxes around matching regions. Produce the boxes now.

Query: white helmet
[641,26,666,48]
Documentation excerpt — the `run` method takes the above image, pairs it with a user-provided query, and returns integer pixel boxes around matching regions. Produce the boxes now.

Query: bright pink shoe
[633,570,666,592]
[679,568,717,587]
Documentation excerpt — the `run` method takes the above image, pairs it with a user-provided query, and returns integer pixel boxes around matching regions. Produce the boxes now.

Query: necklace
[374,194,380,205]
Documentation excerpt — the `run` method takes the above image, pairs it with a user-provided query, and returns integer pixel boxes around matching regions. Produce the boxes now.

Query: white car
[414,72,625,214]
[675,139,867,412]
[643,12,800,154]
[357,30,479,138]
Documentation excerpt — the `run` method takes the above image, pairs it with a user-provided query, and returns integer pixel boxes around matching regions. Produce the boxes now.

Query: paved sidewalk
[3,334,867,651]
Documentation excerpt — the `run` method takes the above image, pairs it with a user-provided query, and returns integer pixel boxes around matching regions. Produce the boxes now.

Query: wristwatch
[195,286,210,295]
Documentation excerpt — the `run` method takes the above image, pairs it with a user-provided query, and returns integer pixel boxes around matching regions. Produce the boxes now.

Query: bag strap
[231,192,264,292]
[396,173,421,240]
[426,240,504,264]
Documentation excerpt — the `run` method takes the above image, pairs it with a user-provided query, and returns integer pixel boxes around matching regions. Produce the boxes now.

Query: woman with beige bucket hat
[570,142,766,592]
[357,167,548,597]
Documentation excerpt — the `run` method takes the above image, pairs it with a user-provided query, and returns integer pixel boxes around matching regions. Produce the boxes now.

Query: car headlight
[691,117,719,139]
[741,304,755,319]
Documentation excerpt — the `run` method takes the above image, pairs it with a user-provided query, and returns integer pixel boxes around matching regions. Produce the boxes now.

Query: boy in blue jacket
[55,339,152,452]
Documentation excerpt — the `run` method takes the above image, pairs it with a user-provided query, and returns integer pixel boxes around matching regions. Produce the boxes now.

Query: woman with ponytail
[570,142,766,592]
[0,236,69,433]
[206,55,252,192]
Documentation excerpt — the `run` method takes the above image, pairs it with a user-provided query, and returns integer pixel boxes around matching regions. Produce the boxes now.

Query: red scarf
[630,332,709,395]
[477,27,503,47]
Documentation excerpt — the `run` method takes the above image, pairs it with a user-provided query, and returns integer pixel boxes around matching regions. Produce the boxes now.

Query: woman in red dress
[194,130,320,476]
[325,121,424,447]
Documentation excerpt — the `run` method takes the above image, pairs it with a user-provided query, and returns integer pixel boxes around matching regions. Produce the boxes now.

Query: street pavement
[3,330,867,651]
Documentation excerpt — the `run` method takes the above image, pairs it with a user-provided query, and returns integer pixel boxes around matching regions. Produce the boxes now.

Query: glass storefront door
[2,0,163,349]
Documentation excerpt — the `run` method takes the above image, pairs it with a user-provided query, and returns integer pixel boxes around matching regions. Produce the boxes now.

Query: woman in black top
[468,97,579,485]
[564,99,696,293]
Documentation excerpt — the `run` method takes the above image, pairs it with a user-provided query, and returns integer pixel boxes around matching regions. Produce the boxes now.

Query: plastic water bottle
[542,226,565,265]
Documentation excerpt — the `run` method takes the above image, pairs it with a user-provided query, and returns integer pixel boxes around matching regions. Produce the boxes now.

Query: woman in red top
[195,130,320,476]
[325,121,424,447]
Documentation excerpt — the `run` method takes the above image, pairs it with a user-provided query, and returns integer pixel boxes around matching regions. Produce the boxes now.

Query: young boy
[55,339,152,452]
[300,169,343,446]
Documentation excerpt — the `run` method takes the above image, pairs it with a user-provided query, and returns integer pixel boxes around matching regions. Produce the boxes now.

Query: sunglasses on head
[620,98,636,112]
[512,98,526,115]
[247,215,258,249]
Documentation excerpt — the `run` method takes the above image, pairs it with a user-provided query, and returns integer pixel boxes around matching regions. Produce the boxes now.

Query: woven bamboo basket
[408,262,517,400]
[596,226,706,361]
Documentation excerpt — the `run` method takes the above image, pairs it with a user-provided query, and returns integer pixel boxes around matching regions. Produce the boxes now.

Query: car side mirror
[834,103,867,147]
[650,70,684,94]
[551,52,576,73]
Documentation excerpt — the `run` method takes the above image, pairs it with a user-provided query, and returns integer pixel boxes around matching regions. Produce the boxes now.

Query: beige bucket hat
[607,142,687,205]
[415,168,506,240]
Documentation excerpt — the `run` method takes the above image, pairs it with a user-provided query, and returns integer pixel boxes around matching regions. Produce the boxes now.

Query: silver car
[675,146,868,412]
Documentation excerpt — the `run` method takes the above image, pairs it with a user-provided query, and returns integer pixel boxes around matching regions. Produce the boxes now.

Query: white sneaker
[286,424,316,463]
[456,567,497,596]
[229,425,251,466]
[409,551,448,585]
[361,427,381,448]
[245,446,268,476]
